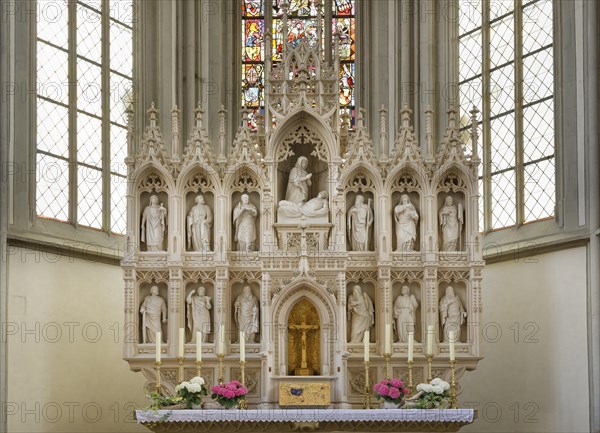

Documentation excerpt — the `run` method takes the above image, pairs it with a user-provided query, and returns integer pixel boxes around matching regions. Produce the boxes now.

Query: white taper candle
[196,332,202,362]
[240,331,245,362]
[385,323,392,354]
[427,325,434,355]
[219,324,225,355]
[364,330,370,362]
[155,332,161,362]
[178,328,184,357]
[408,331,414,362]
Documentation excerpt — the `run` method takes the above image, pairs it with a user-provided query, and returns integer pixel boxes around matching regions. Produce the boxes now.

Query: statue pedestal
[274,223,333,252]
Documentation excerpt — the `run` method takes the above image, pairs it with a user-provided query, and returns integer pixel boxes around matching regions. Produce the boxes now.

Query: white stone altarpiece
[122,9,484,412]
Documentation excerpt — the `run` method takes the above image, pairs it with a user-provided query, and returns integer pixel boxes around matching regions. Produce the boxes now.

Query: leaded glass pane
[333,0,354,15]
[77,4,102,62]
[110,21,133,76]
[459,0,482,34]
[111,174,127,234]
[523,48,553,104]
[37,154,69,221]
[459,0,555,230]
[109,0,135,23]
[110,74,133,124]
[244,1,355,129]
[490,114,516,172]
[491,171,516,229]
[339,62,355,108]
[77,165,103,228]
[490,64,515,116]
[77,113,102,167]
[37,99,69,158]
[490,14,514,68]
[523,0,553,54]
[459,32,482,82]
[524,159,555,222]
[459,77,482,129]
[243,20,264,62]
[37,42,69,104]
[36,0,133,230]
[489,0,513,20]
[77,59,102,116]
[37,0,68,48]
[111,125,128,176]
[333,17,355,61]
[523,99,554,163]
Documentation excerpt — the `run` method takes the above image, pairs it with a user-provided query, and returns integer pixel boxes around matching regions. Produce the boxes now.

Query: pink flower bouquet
[373,378,410,405]
[210,381,248,408]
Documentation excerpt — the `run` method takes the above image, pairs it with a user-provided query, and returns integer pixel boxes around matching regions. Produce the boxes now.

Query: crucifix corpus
[289,318,319,376]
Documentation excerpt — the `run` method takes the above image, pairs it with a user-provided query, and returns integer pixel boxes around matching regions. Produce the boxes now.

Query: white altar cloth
[136,408,475,424]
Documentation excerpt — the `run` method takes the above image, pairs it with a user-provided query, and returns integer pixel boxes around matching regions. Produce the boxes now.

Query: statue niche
[438,193,465,252]
[185,191,214,252]
[232,191,260,253]
[276,128,330,224]
[287,299,321,376]
[140,192,168,252]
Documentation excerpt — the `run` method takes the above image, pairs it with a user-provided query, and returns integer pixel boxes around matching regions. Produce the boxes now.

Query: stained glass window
[36,0,133,234]
[241,0,356,129]
[459,0,555,231]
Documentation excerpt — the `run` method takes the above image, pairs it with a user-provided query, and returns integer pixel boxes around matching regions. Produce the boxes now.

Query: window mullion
[482,0,492,232]
[514,0,524,226]
[68,0,78,227]
[102,0,111,233]
[324,0,332,64]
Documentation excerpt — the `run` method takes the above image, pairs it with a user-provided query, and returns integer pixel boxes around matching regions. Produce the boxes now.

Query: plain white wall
[5,246,591,432]
[461,246,590,432]
[6,247,147,433]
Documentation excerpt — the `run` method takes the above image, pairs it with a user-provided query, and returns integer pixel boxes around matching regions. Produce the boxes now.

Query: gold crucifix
[289,317,319,376]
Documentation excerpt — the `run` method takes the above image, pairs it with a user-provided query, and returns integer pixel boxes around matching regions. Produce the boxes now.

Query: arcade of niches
[122,28,484,408]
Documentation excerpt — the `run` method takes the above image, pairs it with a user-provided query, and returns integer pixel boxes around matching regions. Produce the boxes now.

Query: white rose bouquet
[408,378,451,409]
[175,376,208,409]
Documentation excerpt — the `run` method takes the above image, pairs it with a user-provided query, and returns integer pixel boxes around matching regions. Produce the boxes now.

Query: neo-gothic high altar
[122,19,484,409]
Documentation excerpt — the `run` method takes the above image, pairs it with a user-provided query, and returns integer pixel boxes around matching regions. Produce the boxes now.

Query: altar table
[135,408,476,432]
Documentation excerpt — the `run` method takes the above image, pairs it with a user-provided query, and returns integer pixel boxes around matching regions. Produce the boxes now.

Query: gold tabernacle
[279,382,331,406]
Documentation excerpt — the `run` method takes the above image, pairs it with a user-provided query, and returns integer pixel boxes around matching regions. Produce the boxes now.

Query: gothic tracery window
[36,0,133,234]
[459,0,555,231]
[241,0,356,130]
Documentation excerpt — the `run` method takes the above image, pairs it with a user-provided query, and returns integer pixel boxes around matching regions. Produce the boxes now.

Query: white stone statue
[347,285,374,343]
[393,286,419,343]
[233,193,258,252]
[234,286,259,343]
[186,286,211,343]
[347,195,373,251]
[394,194,419,251]
[439,286,467,342]
[141,195,167,251]
[285,156,313,204]
[140,285,167,343]
[439,195,463,252]
[277,191,329,223]
[187,195,213,252]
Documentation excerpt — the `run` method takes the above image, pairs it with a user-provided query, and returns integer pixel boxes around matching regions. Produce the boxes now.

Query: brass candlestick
[407,360,414,394]
[383,353,391,380]
[177,357,184,383]
[363,361,371,409]
[449,360,458,408]
[154,361,162,394]
[239,360,248,410]
[217,354,225,384]
[426,354,433,382]
[195,360,202,378]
